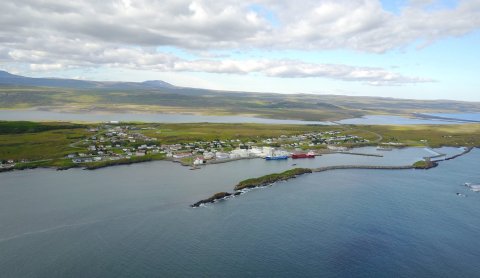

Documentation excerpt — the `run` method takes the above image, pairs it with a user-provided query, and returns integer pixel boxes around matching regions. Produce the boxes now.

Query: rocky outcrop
[191,192,232,207]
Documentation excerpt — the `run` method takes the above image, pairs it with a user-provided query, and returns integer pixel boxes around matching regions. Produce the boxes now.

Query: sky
[0,0,479,101]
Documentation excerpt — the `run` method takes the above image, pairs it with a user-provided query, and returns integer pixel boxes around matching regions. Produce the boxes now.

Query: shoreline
[0,147,473,175]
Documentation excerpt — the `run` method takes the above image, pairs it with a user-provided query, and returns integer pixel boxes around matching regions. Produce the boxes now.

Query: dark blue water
[0,148,479,277]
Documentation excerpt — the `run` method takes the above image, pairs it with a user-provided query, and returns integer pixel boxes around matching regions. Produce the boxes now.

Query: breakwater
[312,165,414,172]
[439,147,473,161]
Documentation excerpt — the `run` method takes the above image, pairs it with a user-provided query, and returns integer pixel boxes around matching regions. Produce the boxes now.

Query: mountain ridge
[0,70,176,90]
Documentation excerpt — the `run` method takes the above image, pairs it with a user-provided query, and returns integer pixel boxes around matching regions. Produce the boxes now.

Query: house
[193,157,205,165]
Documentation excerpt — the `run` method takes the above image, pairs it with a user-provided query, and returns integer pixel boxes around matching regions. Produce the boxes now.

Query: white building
[215,152,229,160]
[193,157,205,165]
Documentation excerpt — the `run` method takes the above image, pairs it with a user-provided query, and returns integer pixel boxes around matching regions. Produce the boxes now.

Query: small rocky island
[191,192,232,207]
[191,168,313,207]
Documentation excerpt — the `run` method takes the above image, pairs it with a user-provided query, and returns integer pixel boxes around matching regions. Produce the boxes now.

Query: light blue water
[1,110,476,125]
[0,148,479,277]
[426,113,480,122]
[0,110,332,125]
[336,115,460,125]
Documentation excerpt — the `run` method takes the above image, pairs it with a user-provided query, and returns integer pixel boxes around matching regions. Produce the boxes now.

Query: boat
[291,151,316,159]
[265,155,289,160]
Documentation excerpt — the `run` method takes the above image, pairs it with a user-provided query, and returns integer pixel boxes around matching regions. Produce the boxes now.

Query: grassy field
[364,124,480,147]
[136,123,353,144]
[0,122,89,161]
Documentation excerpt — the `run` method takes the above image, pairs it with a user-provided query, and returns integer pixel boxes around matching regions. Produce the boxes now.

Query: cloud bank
[1,0,479,85]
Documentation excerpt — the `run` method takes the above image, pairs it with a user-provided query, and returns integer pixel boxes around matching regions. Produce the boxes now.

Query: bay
[1,147,479,277]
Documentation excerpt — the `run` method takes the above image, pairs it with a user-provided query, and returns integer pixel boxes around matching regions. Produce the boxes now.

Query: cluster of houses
[162,131,368,166]
[68,125,162,163]
[64,124,368,166]
[260,131,368,148]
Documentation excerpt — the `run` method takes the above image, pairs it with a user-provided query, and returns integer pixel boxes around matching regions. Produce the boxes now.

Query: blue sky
[1,0,479,101]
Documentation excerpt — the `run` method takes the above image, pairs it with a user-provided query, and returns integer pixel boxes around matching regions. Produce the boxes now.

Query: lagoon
[0,110,332,125]
[2,110,478,125]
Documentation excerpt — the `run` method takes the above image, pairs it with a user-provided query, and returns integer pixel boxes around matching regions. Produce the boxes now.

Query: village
[61,123,370,167]
[0,123,372,171]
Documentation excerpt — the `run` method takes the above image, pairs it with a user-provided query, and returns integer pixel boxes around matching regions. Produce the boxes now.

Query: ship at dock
[264,149,290,160]
[265,155,289,160]
[291,151,316,159]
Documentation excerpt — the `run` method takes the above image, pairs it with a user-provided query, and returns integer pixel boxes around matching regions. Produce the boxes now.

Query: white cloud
[29,63,64,71]
[4,42,431,85]
[1,0,479,52]
[0,0,477,85]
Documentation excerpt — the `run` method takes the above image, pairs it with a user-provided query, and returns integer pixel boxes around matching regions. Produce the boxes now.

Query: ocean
[0,147,479,277]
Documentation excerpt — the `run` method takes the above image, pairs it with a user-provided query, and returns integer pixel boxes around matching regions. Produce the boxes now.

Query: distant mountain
[0,70,176,90]
[0,71,20,78]
[141,80,176,89]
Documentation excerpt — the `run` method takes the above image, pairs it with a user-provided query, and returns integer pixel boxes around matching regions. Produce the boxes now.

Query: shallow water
[1,147,479,277]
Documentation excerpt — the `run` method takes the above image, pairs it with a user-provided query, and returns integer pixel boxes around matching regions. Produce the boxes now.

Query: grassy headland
[235,168,313,190]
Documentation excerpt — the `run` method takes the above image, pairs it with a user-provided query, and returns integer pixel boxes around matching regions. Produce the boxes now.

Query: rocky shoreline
[191,192,234,207]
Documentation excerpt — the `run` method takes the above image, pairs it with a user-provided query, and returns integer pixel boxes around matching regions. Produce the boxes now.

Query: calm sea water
[1,147,479,277]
